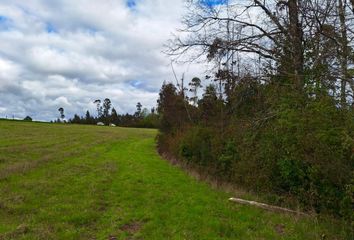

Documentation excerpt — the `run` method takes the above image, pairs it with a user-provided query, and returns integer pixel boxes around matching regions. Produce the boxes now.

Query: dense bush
[157,81,354,220]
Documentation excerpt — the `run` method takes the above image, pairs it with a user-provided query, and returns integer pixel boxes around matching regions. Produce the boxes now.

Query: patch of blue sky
[47,24,97,36]
[0,15,8,23]
[128,79,157,92]
[0,15,12,31]
[46,23,57,33]
[130,80,142,88]
[74,25,100,36]
[126,0,137,9]
[85,27,99,35]
[200,0,228,7]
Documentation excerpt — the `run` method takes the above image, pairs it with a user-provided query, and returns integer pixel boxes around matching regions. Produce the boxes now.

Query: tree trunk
[288,0,305,91]
[338,0,349,107]
[229,198,309,216]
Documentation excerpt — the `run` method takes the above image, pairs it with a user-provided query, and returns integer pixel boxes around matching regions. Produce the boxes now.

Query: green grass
[0,120,350,239]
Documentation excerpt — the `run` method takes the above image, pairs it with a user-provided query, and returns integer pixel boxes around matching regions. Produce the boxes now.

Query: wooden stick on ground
[229,198,309,216]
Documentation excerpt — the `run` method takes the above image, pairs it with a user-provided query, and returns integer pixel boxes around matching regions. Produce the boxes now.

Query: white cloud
[0,0,206,121]
[0,58,21,87]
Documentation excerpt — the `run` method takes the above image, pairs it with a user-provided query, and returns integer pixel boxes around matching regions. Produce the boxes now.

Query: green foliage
[23,116,32,121]
[157,82,190,132]
[157,79,354,221]
[179,127,212,166]
[68,100,159,128]
[217,139,240,179]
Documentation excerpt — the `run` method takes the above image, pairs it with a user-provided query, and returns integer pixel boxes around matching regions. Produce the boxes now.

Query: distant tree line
[64,98,159,128]
[159,0,354,221]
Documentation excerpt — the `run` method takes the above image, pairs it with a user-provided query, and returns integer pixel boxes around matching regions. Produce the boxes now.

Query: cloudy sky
[0,0,220,121]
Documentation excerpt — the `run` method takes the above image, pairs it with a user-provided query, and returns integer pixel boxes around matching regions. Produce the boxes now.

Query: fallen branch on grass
[229,198,309,216]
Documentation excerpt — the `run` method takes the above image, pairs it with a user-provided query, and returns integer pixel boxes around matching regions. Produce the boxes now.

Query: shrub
[23,116,32,121]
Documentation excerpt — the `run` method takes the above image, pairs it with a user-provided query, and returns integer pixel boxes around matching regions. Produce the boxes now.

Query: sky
[0,0,224,121]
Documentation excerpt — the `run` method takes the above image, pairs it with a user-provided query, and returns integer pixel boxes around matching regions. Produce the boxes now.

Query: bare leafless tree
[166,0,354,105]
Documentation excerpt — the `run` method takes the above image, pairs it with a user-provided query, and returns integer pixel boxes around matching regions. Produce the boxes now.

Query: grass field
[0,120,350,239]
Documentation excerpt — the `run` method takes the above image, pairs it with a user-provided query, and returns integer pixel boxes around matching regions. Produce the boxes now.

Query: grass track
[0,121,350,239]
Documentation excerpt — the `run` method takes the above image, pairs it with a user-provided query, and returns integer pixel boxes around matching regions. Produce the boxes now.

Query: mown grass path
[0,121,349,239]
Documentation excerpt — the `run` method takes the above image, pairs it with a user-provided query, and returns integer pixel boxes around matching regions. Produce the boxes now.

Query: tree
[58,107,65,121]
[94,99,102,118]
[198,84,220,123]
[337,0,351,107]
[189,77,202,106]
[103,98,112,119]
[167,0,354,105]
[288,0,305,89]
[85,110,93,124]
[151,107,156,114]
[351,0,354,14]
[111,108,119,125]
[71,114,81,124]
[167,1,307,92]
[157,82,190,132]
[135,102,142,117]
[23,116,32,121]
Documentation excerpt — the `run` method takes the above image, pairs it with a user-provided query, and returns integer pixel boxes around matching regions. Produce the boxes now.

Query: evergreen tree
[58,107,65,122]
[111,108,119,125]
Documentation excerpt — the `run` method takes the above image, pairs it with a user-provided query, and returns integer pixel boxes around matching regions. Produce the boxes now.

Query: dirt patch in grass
[102,161,118,174]
[0,224,30,240]
[120,221,143,235]
[274,224,286,235]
